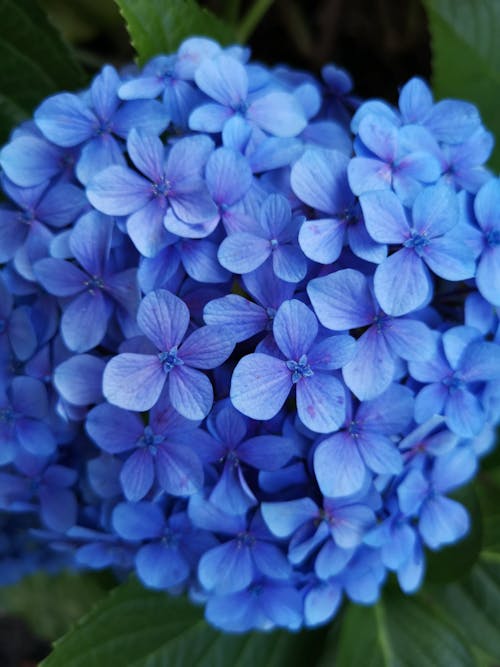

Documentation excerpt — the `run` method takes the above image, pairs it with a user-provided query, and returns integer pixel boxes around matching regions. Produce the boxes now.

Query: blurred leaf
[41,577,326,667]
[425,484,482,583]
[430,557,500,664]
[0,0,86,143]
[423,0,500,170]
[114,0,236,65]
[334,590,475,667]
[0,570,114,640]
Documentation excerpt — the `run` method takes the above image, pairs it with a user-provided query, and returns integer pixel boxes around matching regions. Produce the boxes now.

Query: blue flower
[103,289,234,418]
[218,193,307,282]
[471,178,500,306]
[361,184,476,315]
[231,299,355,433]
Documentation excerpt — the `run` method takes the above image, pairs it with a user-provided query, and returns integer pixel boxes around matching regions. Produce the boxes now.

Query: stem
[237,0,275,43]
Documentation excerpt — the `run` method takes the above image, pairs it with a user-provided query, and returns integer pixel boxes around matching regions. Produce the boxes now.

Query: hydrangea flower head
[0,36,498,635]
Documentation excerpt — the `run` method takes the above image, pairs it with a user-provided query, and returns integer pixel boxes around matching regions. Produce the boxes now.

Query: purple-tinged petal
[35,93,95,146]
[106,268,141,315]
[374,248,431,316]
[330,504,375,548]
[137,289,190,350]
[259,194,291,238]
[33,258,86,296]
[218,232,270,273]
[61,290,109,352]
[273,299,318,359]
[230,353,291,420]
[120,449,154,501]
[298,217,345,264]
[169,365,213,420]
[163,208,219,239]
[179,326,234,369]
[307,269,374,330]
[343,327,396,400]
[297,372,346,433]
[420,496,469,549]
[86,166,152,215]
[86,403,142,453]
[360,190,410,243]
[248,92,307,137]
[156,442,204,496]
[54,354,105,406]
[309,335,356,371]
[169,182,218,225]
[103,354,165,411]
[291,149,351,214]
[348,157,392,196]
[112,501,163,540]
[314,432,367,498]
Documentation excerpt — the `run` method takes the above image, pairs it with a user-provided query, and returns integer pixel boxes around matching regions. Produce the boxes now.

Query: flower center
[487,229,500,247]
[152,179,171,198]
[286,354,314,383]
[84,275,105,292]
[403,233,429,255]
[158,347,184,373]
[0,408,14,424]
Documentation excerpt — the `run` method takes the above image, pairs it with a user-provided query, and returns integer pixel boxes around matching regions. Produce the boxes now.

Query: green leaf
[433,557,500,663]
[0,570,114,640]
[114,0,236,65]
[334,590,476,667]
[0,0,86,143]
[423,0,500,170]
[425,484,482,583]
[41,577,326,667]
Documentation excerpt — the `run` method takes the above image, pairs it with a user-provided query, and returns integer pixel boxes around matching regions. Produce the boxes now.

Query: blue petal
[291,148,351,214]
[86,165,151,215]
[273,299,318,359]
[297,372,346,434]
[261,498,317,538]
[248,91,307,137]
[314,432,367,498]
[203,295,267,342]
[61,290,110,352]
[357,432,403,476]
[343,327,396,400]
[156,442,203,496]
[86,403,142,453]
[198,540,253,594]
[169,365,213,420]
[206,147,253,206]
[180,239,231,283]
[112,501,163,540]
[120,449,154,501]
[137,542,189,589]
[298,217,345,264]
[383,317,436,362]
[374,248,432,316]
[218,232,270,273]
[304,583,342,627]
[307,269,374,330]
[194,54,248,106]
[0,135,62,187]
[137,289,190,350]
[420,495,469,549]
[35,93,95,146]
[360,190,409,243]
[103,353,165,411]
[54,354,105,406]
[272,245,307,283]
[230,353,291,420]
[348,157,392,196]
[210,462,257,515]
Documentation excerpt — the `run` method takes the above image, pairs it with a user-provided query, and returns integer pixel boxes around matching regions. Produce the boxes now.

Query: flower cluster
[0,36,499,632]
